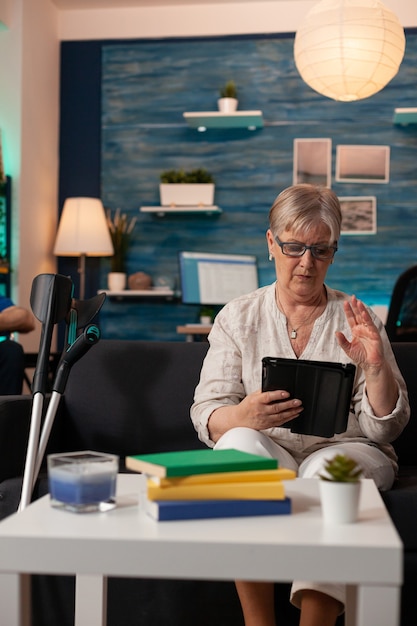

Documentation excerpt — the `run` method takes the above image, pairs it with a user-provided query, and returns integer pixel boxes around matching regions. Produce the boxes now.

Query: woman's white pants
[214,427,394,611]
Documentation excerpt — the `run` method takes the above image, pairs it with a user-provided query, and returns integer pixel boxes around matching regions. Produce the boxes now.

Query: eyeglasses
[275,237,337,261]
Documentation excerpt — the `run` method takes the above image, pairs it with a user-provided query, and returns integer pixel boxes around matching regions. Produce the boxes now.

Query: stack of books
[126,448,295,521]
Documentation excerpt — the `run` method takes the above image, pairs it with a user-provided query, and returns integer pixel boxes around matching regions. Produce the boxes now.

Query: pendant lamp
[294,0,406,102]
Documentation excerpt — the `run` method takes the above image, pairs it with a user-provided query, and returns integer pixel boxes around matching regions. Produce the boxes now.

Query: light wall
[0,0,14,29]
[0,0,416,351]
[57,1,417,40]
[0,0,59,352]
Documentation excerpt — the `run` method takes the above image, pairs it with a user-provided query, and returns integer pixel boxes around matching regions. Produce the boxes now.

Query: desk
[176,324,212,341]
[0,476,402,626]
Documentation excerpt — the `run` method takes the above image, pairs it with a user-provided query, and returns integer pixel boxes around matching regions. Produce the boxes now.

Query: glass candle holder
[47,451,119,513]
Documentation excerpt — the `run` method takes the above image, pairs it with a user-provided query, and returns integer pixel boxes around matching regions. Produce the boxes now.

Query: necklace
[277,291,323,340]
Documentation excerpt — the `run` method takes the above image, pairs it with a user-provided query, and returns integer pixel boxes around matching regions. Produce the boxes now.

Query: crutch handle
[53,325,100,394]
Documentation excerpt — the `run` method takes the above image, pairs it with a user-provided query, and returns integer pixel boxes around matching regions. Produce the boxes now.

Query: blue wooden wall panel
[98,33,417,341]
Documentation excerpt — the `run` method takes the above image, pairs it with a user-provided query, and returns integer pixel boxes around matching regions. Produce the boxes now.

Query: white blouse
[191,283,410,470]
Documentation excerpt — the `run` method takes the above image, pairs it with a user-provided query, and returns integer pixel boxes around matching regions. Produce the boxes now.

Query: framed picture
[339,196,377,235]
[293,138,332,187]
[336,145,390,183]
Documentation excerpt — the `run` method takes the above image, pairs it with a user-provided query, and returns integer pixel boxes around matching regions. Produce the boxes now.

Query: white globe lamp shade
[294,0,406,102]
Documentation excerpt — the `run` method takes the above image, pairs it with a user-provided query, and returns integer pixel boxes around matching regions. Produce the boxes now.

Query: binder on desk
[262,357,356,437]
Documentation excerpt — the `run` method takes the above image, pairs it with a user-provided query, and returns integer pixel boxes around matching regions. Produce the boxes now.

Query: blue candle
[48,452,118,509]
[49,468,116,504]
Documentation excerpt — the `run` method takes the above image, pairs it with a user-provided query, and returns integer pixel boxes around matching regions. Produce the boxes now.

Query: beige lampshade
[294,0,406,102]
[54,197,114,257]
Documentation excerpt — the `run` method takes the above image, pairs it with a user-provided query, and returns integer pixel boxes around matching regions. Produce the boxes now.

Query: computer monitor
[179,251,259,305]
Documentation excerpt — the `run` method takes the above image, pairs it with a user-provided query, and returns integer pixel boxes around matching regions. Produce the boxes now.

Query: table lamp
[54,197,114,299]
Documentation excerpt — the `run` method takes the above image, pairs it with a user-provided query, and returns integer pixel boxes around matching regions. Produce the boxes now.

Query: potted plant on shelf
[199,305,215,324]
[106,208,137,291]
[218,80,238,113]
[159,168,215,207]
[319,453,363,524]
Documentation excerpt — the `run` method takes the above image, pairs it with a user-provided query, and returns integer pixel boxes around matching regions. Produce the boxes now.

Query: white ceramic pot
[319,480,361,524]
[107,272,127,292]
[159,183,215,207]
[217,97,238,113]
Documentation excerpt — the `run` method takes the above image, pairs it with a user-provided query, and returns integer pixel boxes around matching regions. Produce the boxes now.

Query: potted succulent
[199,305,216,324]
[218,80,238,113]
[319,453,363,524]
[159,168,215,207]
[106,208,137,291]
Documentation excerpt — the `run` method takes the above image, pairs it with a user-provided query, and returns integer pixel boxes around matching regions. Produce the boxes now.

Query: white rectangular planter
[159,183,215,206]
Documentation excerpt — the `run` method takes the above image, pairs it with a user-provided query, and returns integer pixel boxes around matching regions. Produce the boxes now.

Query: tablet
[261,357,356,437]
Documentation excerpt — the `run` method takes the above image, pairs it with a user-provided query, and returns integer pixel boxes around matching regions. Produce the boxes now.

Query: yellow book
[153,467,296,487]
[146,479,286,501]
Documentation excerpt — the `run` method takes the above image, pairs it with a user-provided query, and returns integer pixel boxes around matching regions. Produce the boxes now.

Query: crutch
[19,274,73,511]
[20,278,106,510]
[21,288,107,509]
[63,292,106,352]
[31,323,101,491]
[29,291,106,494]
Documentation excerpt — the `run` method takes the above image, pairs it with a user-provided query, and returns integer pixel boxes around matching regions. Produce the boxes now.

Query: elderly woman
[190,184,409,626]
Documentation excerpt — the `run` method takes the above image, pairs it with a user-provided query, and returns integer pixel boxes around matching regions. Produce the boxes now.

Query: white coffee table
[0,475,402,626]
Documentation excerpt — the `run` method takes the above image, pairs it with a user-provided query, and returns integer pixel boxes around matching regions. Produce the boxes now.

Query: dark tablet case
[261,357,356,437]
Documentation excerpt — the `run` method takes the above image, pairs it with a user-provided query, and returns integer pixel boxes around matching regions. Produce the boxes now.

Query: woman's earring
[269,253,273,261]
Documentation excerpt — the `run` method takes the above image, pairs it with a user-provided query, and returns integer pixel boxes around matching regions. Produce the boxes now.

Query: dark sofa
[0,339,415,626]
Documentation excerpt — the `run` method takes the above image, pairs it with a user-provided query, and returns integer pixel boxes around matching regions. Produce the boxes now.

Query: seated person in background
[0,294,35,394]
[191,184,410,626]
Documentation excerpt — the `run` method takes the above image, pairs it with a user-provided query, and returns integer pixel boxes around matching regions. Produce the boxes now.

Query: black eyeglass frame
[275,236,338,261]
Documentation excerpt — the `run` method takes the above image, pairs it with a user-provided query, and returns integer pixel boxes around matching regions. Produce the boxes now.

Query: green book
[126,448,278,478]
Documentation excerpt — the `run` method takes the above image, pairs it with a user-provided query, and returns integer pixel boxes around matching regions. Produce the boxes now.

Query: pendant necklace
[277,291,323,340]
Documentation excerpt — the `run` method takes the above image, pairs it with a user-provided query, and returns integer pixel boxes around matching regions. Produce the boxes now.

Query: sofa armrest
[0,395,32,481]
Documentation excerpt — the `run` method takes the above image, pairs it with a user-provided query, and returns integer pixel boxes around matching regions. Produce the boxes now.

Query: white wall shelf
[393,107,417,125]
[183,111,263,130]
[140,205,222,216]
[99,288,177,300]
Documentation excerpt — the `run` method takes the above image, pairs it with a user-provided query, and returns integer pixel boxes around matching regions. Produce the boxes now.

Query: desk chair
[386,265,417,341]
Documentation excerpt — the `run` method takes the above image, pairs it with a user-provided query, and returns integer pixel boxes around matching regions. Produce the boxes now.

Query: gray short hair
[269,184,342,243]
